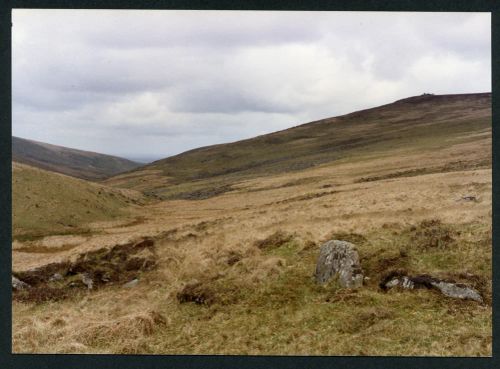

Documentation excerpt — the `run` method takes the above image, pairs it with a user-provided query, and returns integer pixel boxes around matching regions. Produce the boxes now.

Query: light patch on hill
[12,162,145,241]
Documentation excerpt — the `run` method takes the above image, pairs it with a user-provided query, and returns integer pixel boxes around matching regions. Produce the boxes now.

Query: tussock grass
[13,214,491,355]
[12,94,492,355]
[254,230,294,250]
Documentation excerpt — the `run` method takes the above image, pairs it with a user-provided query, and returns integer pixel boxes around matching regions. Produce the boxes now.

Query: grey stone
[430,281,483,303]
[314,240,364,288]
[123,278,139,288]
[101,272,112,283]
[49,273,63,282]
[12,276,30,291]
[383,276,415,290]
[380,272,483,302]
[81,273,94,290]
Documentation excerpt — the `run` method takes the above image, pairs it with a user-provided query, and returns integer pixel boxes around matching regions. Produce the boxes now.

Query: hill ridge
[147,92,492,166]
[12,136,142,181]
[105,92,491,200]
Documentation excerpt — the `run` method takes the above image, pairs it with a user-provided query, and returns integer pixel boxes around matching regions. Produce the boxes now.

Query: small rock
[49,273,63,282]
[431,281,483,303]
[315,240,364,288]
[101,272,112,283]
[12,276,30,291]
[460,195,477,202]
[123,278,139,288]
[380,271,483,303]
[80,273,94,290]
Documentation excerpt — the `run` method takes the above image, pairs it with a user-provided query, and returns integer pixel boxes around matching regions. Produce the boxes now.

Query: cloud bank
[12,10,491,162]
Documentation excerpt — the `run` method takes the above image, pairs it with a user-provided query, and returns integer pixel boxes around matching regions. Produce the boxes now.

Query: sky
[12,10,491,163]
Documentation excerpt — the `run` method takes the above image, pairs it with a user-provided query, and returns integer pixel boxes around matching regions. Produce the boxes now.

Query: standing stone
[315,240,364,288]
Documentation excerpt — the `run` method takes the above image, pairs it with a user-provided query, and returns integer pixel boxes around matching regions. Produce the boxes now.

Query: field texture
[12,93,492,355]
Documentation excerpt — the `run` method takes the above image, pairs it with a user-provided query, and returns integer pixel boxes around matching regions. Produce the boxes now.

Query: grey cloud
[169,87,299,114]
[12,10,491,160]
[82,11,327,50]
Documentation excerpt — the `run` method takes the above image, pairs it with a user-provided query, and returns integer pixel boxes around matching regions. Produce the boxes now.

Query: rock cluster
[12,276,30,291]
[380,271,483,303]
[12,237,156,302]
[314,238,485,303]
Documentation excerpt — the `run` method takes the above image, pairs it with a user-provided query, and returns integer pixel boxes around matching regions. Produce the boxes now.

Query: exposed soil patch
[14,286,69,304]
[115,216,147,228]
[356,159,491,183]
[15,244,79,254]
[254,231,294,250]
[166,184,233,200]
[176,277,242,306]
[357,168,428,183]
[405,219,457,251]
[325,232,367,245]
[360,249,410,287]
[193,217,230,232]
[245,177,323,193]
[177,281,217,305]
[13,238,157,303]
[158,228,179,240]
[13,228,94,243]
[177,232,199,242]
[225,250,243,266]
[274,190,338,205]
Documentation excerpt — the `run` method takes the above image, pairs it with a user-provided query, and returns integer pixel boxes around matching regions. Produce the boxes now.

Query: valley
[12,93,492,355]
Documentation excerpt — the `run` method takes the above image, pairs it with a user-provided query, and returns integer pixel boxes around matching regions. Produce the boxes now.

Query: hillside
[12,92,492,356]
[105,93,491,199]
[12,136,142,180]
[12,162,145,241]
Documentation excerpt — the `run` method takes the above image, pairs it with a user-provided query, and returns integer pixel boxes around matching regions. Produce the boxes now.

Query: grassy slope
[12,93,492,356]
[105,93,491,198]
[12,162,144,240]
[13,136,142,181]
[12,169,492,355]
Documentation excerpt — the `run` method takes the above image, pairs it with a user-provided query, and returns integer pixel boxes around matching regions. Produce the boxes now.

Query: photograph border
[0,1,498,368]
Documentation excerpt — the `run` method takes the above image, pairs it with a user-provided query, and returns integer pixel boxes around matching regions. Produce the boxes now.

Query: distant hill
[105,93,491,199]
[12,162,145,240]
[12,136,141,181]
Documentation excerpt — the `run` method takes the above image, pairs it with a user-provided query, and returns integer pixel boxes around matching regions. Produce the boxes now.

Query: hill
[105,93,491,199]
[12,92,492,356]
[12,136,142,180]
[12,162,145,241]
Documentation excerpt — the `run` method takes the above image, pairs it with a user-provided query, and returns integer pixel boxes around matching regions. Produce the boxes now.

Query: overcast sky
[12,10,491,162]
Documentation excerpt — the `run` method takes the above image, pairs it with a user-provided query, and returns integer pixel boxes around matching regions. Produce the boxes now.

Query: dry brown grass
[12,132,491,355]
